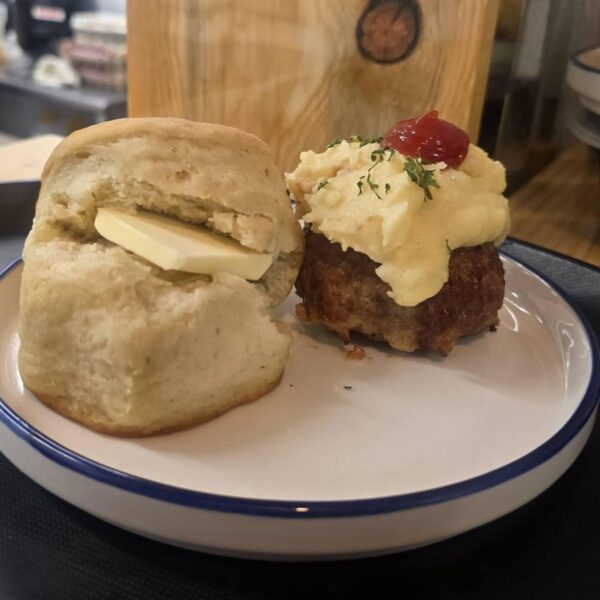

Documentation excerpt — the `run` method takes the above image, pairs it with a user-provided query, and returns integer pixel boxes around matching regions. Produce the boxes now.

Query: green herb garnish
[366,173,382,200]
[327,135,384,150]
[316,178,329,192]
[349,135,383,147]
[356,173,383,199]
[325,138,342,149]
[344,385,352,390]
[361,136,382,147]
[385,183,391,194]
[357,176,365,195]
[370,148,387,164]
[404,157,440,201]
[445,239,452,255]
[370,146,396,164]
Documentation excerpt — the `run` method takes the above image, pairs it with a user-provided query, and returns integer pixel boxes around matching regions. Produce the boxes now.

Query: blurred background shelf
[0,0,127,138]
[0,60,125,137]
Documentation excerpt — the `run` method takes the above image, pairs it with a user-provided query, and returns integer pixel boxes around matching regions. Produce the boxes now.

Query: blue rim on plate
[0,255,599,518]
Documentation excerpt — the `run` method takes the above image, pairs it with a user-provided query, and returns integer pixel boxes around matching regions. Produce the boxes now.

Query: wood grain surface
[510,145,600,266]
[128,0,499,171]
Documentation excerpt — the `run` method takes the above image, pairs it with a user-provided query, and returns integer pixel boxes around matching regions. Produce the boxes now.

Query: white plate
[0,256,598,560]
[567,46,600,115]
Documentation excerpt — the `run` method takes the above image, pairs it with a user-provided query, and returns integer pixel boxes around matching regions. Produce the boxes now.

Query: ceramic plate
[567,46,600,116]
[0,256,598,560]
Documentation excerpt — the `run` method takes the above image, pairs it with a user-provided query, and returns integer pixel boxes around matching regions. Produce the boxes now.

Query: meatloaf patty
[295,229,505,354]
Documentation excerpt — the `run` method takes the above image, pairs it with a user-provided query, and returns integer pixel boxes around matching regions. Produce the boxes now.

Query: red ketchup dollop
[382,111,469,168]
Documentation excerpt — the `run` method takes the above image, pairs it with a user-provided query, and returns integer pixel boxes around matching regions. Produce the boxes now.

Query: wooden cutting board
[127,0,499,171]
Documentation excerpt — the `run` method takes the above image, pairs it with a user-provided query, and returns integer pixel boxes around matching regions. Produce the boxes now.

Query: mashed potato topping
[286,140,510,307]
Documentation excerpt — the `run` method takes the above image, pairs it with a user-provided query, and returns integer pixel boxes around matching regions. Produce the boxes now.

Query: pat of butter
[95,208,274,280]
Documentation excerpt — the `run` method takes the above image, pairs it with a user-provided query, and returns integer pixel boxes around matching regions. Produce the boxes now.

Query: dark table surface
[1,232,599,600]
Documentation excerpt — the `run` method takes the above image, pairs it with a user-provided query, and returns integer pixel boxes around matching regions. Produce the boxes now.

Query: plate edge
[1,255,599,518]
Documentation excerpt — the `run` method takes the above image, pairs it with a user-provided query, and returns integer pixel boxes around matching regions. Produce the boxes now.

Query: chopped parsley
[370,148,387,164]
[349,135,383,147]
[326,135,385,151]
[445,239,452,255]
[369,147,396,165]
[324,136,400,202]
[404,157,440,201]
[356,173,383,199]
[357,176,365,195]
[316,178,329,192]
[344,385,352,390]
[366,173,382,200]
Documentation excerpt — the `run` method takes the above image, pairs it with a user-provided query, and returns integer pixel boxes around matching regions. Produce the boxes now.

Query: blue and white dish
[567,46,600,148]
[0,255,597,560]
[568,46,600,116]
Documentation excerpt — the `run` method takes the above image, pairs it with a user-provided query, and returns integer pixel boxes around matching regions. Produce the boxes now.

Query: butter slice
[95,207,273,280]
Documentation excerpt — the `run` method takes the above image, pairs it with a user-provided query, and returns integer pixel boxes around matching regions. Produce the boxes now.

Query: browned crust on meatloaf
[295,230,505,355]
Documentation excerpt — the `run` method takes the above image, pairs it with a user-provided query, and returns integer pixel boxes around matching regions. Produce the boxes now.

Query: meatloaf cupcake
[285,112,510,355]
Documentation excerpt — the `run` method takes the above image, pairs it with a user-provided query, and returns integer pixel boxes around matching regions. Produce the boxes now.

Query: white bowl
[0,256,598,560]
[567,46,600,115]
